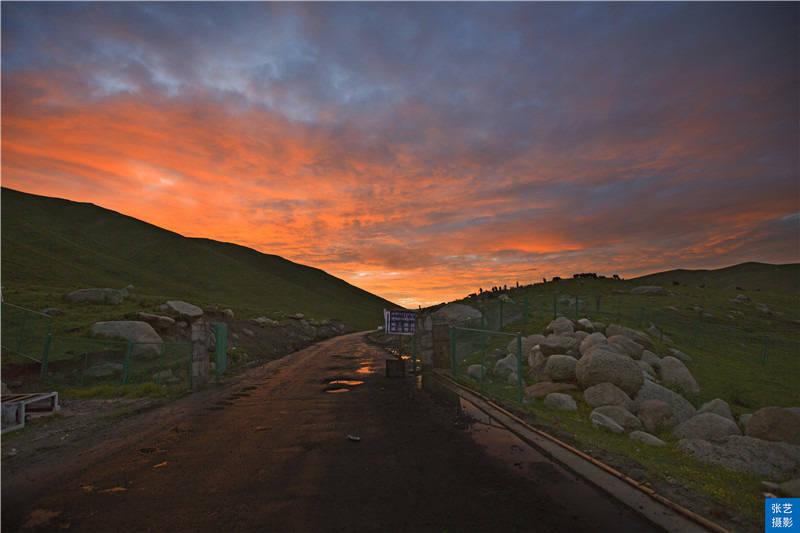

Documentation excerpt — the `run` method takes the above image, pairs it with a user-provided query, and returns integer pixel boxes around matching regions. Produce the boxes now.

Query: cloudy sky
[2,2,797,307]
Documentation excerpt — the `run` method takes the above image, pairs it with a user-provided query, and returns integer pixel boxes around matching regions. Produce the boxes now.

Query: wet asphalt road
[2,332,657,532]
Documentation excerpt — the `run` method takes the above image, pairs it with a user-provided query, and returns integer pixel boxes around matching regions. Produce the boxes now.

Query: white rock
[544,393,577,411]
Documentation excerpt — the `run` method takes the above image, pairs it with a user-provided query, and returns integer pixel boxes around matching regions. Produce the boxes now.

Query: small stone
[629,431,666,447]
[544,393,577,411]
[590,411,624,434]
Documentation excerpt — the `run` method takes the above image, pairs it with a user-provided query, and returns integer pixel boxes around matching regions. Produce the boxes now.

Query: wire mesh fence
[450,326,524,402]
[41,336,193,389]
[1,302,53,363]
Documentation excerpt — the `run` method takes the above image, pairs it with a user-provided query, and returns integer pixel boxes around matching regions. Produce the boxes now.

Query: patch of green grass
[58,382,186,399]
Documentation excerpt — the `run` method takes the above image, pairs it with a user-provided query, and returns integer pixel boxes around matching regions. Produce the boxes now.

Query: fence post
[40,334,52,382]
[121,342,134,385]
[516,332,523,403]
[761,336,770,365]
[449,326,457,376]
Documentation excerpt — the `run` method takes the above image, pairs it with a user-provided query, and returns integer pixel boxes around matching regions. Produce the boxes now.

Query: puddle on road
[457,398,626,514]
[327,380,364,387]
[325,388,351,394]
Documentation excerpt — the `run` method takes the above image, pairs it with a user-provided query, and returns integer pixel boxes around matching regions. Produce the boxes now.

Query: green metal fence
[40,336,193,389]
[1,302,53,363]
[450,325,524,402]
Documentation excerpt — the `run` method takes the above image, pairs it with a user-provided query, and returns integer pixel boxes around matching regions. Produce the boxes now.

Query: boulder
[591,411,624,434]
[222,309,235,319]
[65,288,124,305]
[250,316,279,327]
[668,348,692,362]
[673,412,741,441]
[579,332,606,356]
[84,362,123,378]
[467,364,486,379]
[576,318,595,332]
[545,316,574,335]
[544,354,578,382]
[698,398,734,422]
[629,431,666,447]
[540,334,577,356]
[679,436,800,480]
[658,356,700,398]
[635,380,696,423]
[575,346,643,397]
[136,312,176,331]
[527,346,547,382]
[593,405,642,432]
[605,324,653,349]
[164,300,203,320]
[432,303,481,323]
[607,335,644,359]
[640,350,661,369]
[90,321,163,356]
[544,393,577,411]
[631,285,671,296]
[524,382,578,400]
[583,382,634,411]
[527,334,547,346]
[494,353,518,379]
[507,372,519,385]
[746,407,800,445]
[572,330,589,344]
[592,322,607,334]
[506,336,534,358]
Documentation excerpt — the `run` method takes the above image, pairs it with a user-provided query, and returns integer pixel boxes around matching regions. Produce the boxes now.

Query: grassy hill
[1,187,396,331]
[632,262,800,293]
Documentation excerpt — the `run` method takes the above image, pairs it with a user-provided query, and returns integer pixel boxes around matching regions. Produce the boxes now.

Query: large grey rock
[494,353,518,379]
[679,436,800,480]
[746,407,800,445]
[90,321,163,356]
[631,285,671,296]
[579,332,607,356]
[640,350,661,369]
[527,334,547,346]
[544,393,577,411]
[635,380,696,423]
[637,399,678,434]
[605,324,653,349]
[698,398,734,422]
[524,382,578,400]
[673,412,742,441]
[739,413,753,429]
[467,364,486,379]
[527,346,547,382]
[136,312,176,331]
[506,336,533,358]
[583,382,634,411]
[164,300,204,320]
[432,303,481,323]
[544,354,578,383]
[65,288,124,305]
[591,411,624,434]
[607,335,644,359]
[668,348,693,362]
[629,431,666,447]
[575,346,643,397]
[593,405,642,432]
[545,316,574,335]
[540,334,577,356]
[659,356,700,398]
[571,330,589,344]
[576,318,595,332]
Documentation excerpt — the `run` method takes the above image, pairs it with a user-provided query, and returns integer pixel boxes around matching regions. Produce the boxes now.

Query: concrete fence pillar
[191,318,210,388]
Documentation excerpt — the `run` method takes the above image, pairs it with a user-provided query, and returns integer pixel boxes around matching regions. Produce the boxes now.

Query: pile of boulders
[504,315,800,488]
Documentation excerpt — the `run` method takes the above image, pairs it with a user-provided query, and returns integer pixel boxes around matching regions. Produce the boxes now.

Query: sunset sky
[2,2,798,307]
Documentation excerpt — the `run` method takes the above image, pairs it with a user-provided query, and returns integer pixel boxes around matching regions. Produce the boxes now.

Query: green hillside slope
[632,262,800,294]
[1,188,395,330]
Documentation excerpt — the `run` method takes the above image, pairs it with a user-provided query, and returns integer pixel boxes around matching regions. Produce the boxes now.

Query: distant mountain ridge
[1,187,395,329]
[632,262,799,293]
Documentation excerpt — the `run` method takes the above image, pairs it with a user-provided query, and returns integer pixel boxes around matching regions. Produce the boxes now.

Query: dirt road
[2,332,656,532]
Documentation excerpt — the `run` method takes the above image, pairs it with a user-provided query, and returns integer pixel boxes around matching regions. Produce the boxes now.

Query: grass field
[1,187,396,333]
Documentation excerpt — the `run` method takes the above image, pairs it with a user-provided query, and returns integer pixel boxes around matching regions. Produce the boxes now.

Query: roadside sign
[384,309,416,335]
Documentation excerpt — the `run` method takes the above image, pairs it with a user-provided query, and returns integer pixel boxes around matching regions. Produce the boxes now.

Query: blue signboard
[384,309,416,335]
